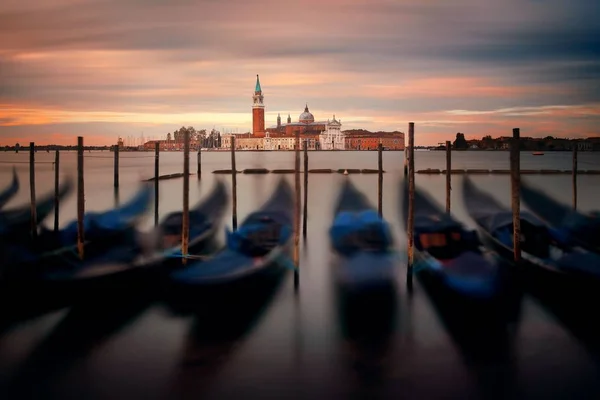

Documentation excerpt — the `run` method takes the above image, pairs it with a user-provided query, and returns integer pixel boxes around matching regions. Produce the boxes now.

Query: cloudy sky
[1,0,599,146]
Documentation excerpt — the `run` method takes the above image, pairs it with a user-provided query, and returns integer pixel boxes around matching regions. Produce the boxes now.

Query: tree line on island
[165,126,222,149]
[441,133,600,151]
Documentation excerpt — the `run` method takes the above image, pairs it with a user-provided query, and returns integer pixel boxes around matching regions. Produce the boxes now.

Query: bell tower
[252,74,265,136]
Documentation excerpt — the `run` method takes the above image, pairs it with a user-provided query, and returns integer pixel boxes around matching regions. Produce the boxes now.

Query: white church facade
[318,116,345,150]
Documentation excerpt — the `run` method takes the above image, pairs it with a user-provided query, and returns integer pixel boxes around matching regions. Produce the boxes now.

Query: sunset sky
[1,0,599,146]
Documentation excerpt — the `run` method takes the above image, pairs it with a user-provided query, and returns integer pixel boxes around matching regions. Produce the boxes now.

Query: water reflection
[525,274,600,364]
[4,295,153,398]
[336,284,398,392]
[166,268,288,396]
[415,270,523,399]
[0,151,600,398]
[0,282,72,335]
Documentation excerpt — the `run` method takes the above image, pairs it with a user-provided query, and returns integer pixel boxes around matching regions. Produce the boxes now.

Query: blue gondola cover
[59,185,152,242]
[330,209,392,254]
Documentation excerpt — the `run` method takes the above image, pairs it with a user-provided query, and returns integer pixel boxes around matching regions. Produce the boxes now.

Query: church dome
[299,104,314,123]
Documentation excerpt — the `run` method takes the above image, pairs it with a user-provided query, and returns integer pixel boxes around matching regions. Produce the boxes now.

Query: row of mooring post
[405,125,523,275]
[23,127,579,287]
[112,140,202,228]
[73,135,193,263]
[28,145,60,235]
[405,125,584,277]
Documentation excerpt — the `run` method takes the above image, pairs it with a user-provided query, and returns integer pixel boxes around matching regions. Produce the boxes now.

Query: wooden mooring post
[378,141,383,217]
[231,136,237,231]
[407,123,415,289]
[404,148,408,177]
[54,150,60,232]
[294,130,301,288]
[302,139,308,239]
[572,146,578,211]
[510,128,521,263]
[77,137,85,260]
[154,142,160,226]
[29,142,37,238]
[182,131,190,265]
[446,140,451,214]
[114,145,119,188]
[197,147,202,180]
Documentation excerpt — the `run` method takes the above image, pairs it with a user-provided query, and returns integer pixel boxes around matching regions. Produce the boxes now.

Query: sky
[0,0,599,146]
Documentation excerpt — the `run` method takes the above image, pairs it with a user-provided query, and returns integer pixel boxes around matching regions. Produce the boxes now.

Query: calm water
[1,150,600,399]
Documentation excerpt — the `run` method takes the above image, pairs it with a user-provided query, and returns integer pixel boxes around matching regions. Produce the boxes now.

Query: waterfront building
[266,104,327,138]
[221,133,263,150]
[319,116,345,150]
[209,75,402,151]
[344,131,405,150]
[252,74,265,136]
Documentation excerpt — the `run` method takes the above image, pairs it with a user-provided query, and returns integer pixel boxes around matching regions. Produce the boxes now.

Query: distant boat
[532,152,544,156]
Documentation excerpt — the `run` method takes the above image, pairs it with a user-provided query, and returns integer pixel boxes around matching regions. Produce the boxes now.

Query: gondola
[330,179,398,337]
[462,176,600,287]
[0,176,73,237]
[0,167,19,210]
[401,178,505,300]
[330,179,397,294]
[37,179,228,290]
[0,182,154,282]
[520,179,600,254]
[168,177,293,311]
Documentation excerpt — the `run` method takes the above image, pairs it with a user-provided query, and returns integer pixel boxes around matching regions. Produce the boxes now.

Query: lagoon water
[1,149,600,399]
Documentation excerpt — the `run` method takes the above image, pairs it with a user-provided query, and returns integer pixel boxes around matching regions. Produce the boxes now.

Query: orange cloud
[2,101,599,146]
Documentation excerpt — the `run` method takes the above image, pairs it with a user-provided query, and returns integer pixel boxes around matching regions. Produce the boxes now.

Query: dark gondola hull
[332,251,398,296]
[167,249,290,315]
[520,180,600,254]
[401,177,508,302]
[480,228,600,296]
[3,180,228,303]
[0,168,19,210]
[464,178,561,288]
[329,179,399,333]
[330,180,398,291]
[0,183,154,280]
[0,279,75,332]
[35,227,222,300]
[166,178,294,314]
[331,251,399,341]
[409,245,523,329]
[0,177,73,238]
[462,176,600,295]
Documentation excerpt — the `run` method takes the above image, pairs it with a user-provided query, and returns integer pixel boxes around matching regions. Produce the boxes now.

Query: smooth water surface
[0,150,600,399]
